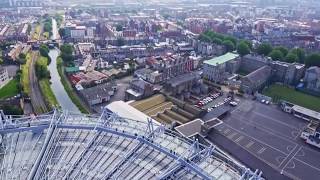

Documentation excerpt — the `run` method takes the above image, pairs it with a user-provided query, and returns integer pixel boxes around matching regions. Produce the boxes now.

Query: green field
[263,84,320,112]
[21,53,32,95]
[0,79,19,99]
[39,79,59,109]
[43,32,50,39]
[32,24,41,40]
[38,56,59,109]
[57,57,89,114]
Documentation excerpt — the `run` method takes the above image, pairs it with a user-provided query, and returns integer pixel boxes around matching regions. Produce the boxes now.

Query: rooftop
[293,105,320,120]
[204,52,239,66]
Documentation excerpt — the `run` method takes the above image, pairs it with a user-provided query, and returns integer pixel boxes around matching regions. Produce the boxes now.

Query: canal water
[48,19,80,113]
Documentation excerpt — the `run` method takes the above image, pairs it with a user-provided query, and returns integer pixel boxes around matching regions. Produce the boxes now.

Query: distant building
[241,66,272,94]
[203,52,240,83]
[9,0,46,7]
[304,66,320,93]
[0,66,10,88]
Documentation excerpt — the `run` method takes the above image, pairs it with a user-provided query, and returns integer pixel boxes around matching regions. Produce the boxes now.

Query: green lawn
[39,79,59,109]
[38,56,59,110]
[43,32,49,39]
[32,24,41,40]
[57,57,89,114]
[263,84,320,112]
[21,52,32,96]
[0,79,19,99]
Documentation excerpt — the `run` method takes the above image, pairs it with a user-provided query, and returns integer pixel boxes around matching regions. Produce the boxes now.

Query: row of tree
[199,30,320,67]
[256,43,320,67]
[199,30,253,56]
[43,15,53,37]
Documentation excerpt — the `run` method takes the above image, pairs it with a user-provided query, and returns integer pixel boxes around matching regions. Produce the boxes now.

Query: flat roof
[175,119,203,138]
[204,52,239,66]
[293,105,320,120]
[126,89,143,97]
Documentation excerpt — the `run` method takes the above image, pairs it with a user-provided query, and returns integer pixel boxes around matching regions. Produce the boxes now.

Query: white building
[70,26,86,39]
[0,66,10,88]
[203,52,240,83]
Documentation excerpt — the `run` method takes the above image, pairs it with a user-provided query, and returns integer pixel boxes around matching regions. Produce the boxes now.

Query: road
[29,51,48,114]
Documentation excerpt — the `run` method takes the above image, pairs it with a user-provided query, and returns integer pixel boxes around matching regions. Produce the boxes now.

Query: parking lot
[209,99,320,180]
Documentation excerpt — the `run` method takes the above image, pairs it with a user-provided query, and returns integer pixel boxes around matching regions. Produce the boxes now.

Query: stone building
[241,66,272,94]
[304,66,320,93]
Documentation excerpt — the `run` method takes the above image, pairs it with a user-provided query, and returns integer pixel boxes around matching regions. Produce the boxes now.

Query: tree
[256,43,273,56]
[223,40,235,52]
[284,53,298,63]
[274,46,288,57]
[27,24,32,34]
[60,44,74,65]
[212,38,223,45]
[60,44,73,54]
[224,36,237,46]
[237,41,250,56]
[305,53,320,67]
[241,40,253,49]
[1,105,23,115]
[17,53,27,64]
[39,44,49,57]
[35,58,49,79]
[268,49,284,61]
[290,48,305,63]
[44,22,52,32]
[58,28,66,38]
[116,24,123,32]
[198,34,211,42]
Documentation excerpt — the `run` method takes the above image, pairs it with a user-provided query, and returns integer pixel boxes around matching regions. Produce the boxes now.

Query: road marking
[235,136,244,143]
[223,123,288,155]
[235,115,298,141]
[245,141,254,148]
[227,132,237,139]
[257,147,267,154]
[280,146,300,169]
[224,129,231,134]
[253,111,300,130]
[294,157,320,172]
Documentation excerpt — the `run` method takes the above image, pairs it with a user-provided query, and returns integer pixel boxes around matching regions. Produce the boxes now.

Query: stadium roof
[0,109,263,180]
[204,52,239,66]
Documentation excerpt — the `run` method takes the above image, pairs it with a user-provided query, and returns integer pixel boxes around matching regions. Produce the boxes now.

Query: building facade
[241,65,272,94]
[0,66,10,88]
[304,66,320,93]
[203,52,240,83]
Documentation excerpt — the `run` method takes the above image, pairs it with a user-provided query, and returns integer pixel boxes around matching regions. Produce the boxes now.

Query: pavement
[29,51,48,114]
[208,99,320,180]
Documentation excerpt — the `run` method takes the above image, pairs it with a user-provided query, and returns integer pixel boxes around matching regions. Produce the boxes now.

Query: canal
[48,19,80,113]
